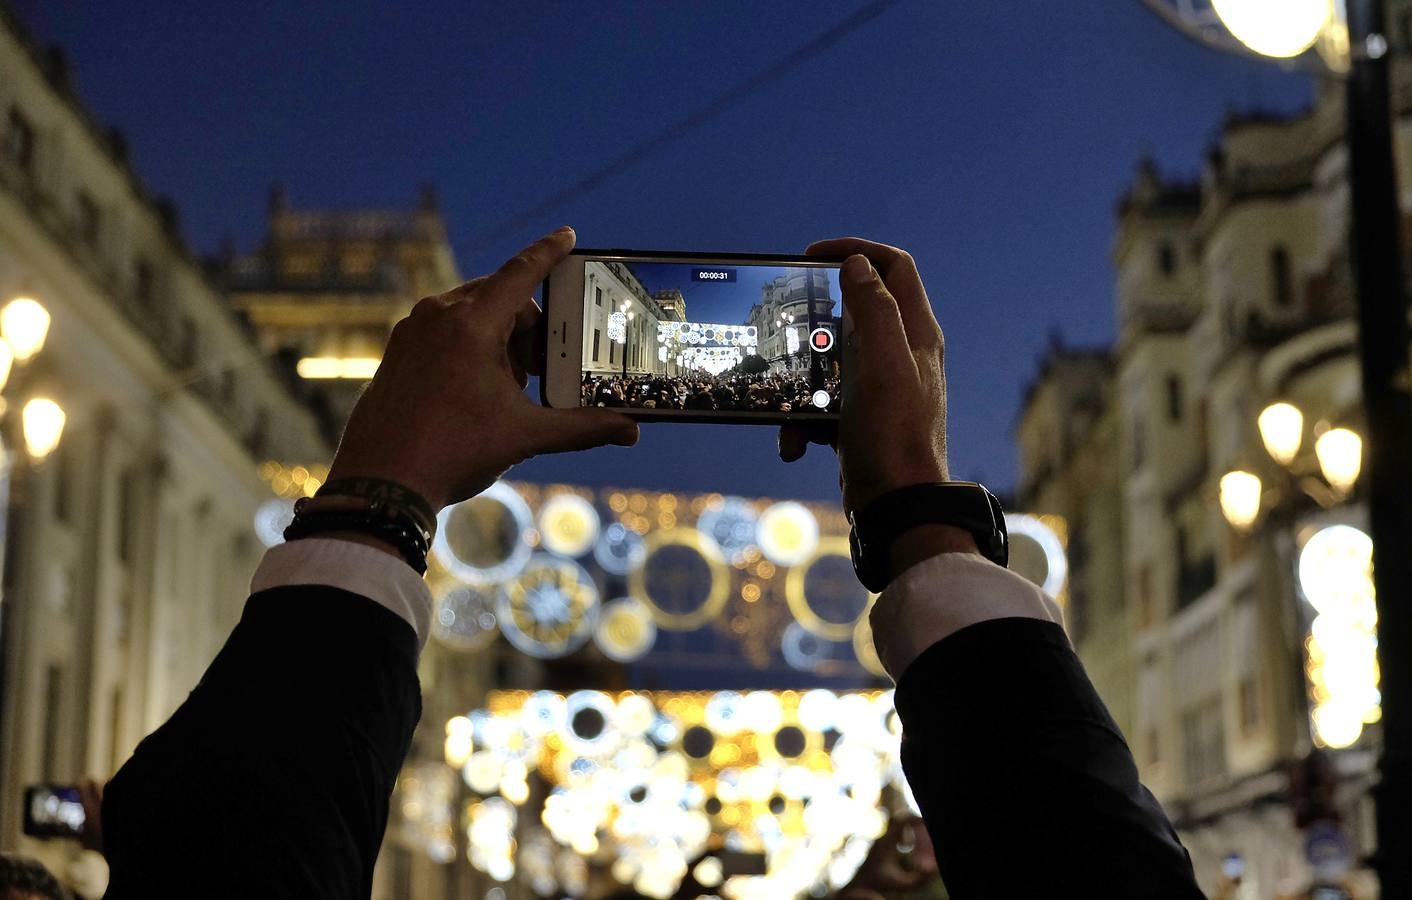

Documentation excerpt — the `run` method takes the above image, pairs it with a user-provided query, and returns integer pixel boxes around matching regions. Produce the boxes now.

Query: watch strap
[849,482,1008,592]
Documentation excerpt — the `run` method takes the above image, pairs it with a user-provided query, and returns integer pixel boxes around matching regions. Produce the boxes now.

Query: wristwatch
[848,481,1008,593]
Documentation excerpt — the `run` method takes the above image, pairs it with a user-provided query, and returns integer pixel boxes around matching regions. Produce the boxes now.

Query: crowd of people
[582,370,840,413]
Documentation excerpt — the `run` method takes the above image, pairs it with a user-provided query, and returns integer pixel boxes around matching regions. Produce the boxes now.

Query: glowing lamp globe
[1315,427,1362,493]
[2,297,51,362]
[1258,402,1304,466]
[0,341,12,393]
[22,397,66,460]
[1219,470,1263,531]
[1211,0,1332,59]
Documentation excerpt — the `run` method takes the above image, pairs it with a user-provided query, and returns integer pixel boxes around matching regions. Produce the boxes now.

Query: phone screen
[577,257,843,417]
[23,784,85,839]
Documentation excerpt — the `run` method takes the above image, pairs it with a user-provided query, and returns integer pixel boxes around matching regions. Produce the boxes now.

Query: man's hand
[779,238,977,576]
[326,227,639,511]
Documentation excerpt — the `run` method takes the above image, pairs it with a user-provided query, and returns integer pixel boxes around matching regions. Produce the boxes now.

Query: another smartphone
[541,250,846,423]
[22,784,85,839]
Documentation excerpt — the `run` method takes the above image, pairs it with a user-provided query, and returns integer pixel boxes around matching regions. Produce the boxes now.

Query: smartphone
[541,250,846,423]
[22,784,85,839]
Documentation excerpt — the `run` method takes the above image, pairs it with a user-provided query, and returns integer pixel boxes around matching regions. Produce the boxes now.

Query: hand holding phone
[23,784,86,840]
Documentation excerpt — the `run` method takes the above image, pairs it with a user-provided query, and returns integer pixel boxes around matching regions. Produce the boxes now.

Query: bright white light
[608,311,627,343]
[811,389,830,409]
[757,502,819,567]
[704,691,746,737]
[1258,402,1304,466]
[594,597,657,663]
[785,326,801,354]
[1004,514,1068,597]
[1298,525,1373,619]
[1212,0,1332,58]
[1312,701,1365,749]
[1315,428,1362,493]
[693,857,724,888]
[1219,470,1263,531]
[797,689,838,732]
[539,493,600,558]
[1,296,51,361]
[0,341,12,392]
[295,356,380,379]
[22,397,65,459]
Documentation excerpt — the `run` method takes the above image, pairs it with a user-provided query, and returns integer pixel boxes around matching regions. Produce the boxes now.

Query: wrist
[885,524,980,583]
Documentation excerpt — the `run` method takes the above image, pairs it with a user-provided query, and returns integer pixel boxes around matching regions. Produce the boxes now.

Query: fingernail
[554,225,574,234]
[842,254,872,282]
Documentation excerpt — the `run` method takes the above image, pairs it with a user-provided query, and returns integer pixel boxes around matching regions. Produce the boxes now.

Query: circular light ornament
[594,521,646,575]
[1298,525,1374,619]
[564,690,619,755]
[1211,0,1332,59]
[1004,514,1068,597]
[496,554,600,659]
[434,481,533,585]
[781,621,830,673]
[431,584,500,652]
[522,691,568,736]
[696,496,760,565]
[797,689,839,732]
[704,691,747,737]
[757,501,819,567]
[594,596,658,662]
[785,536,872,640]
[253,497,296,548]
[630,527,731,631]
[539,493,600,558]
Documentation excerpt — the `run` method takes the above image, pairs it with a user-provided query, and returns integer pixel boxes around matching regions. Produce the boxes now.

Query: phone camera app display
[580,260,842,415]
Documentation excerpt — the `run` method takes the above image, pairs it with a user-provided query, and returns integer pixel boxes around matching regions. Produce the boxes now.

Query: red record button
[809,327,834,353]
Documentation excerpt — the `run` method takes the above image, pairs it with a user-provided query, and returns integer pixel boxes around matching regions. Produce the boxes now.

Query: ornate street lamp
[1146,2,1412,885]
[0,297,52,363]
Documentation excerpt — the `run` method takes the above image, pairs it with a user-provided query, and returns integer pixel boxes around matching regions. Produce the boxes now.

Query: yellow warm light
[1212,0,1332,59]
[295,356,381,379]
[1315,428,1362,493]
[1,297,52,362]
[0,341,12,393]
[1258,402,1304,466]
[1219,470,1263,531]
[22,397,66,459]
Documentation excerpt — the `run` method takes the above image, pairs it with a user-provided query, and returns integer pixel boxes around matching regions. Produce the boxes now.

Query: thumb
[526,407,640,455]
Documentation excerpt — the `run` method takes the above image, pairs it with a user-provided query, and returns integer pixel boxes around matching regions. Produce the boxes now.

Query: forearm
[893,618,1201,898]
[103,541,426,898]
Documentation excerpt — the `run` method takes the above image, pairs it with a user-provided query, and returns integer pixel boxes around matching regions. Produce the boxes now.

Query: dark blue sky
[620,261,840,326]
[14,1,1311,503]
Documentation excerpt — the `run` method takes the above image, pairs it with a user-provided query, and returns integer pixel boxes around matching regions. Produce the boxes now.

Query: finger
[808,237,940,351]
[481,226,576,313]
[778,425,808,462]
[525,406,639,455]
[838,255,916,380]
[509,297,543,384]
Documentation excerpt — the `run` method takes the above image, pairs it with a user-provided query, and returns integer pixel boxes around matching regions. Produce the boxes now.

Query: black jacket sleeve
[101,587,422,900]
[893,617,1203,899]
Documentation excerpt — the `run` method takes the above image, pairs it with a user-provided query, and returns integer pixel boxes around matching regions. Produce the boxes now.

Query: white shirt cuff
[869,552,1065,681]
[251,538,433,654]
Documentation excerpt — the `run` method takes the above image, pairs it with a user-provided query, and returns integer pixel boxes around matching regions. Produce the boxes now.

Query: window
[4,106,35,171]
[592,328,601,362]
[1165,374,1183,422]
[1157,241,1176,277]
[134,258,155,307]
[116,468,139,564]
[595,286,603,307]
[1271,245,1293,308]
[77,191,101,247]
[109,684,126,773]
[42,665,63,781]
[1238,676,1261,736]
[53,439,77,524]
[609,342,615,365]
[1130,413,1147,471]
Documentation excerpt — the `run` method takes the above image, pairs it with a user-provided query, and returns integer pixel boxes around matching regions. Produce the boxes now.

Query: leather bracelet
[284,507,430,574]
[316,477,438,543]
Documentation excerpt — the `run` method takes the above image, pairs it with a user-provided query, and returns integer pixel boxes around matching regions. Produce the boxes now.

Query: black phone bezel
[540,248,847,426]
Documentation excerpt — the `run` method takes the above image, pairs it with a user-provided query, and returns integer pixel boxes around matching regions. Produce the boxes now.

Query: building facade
[215,185,462,435]
[746,268,836,374]
[581,260,682,378]
[1017,74,1406,896]
[0,7,329,891]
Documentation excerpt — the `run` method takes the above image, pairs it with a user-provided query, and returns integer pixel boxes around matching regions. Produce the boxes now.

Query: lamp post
[0,294,65,837]
[1147,2,1412,887]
